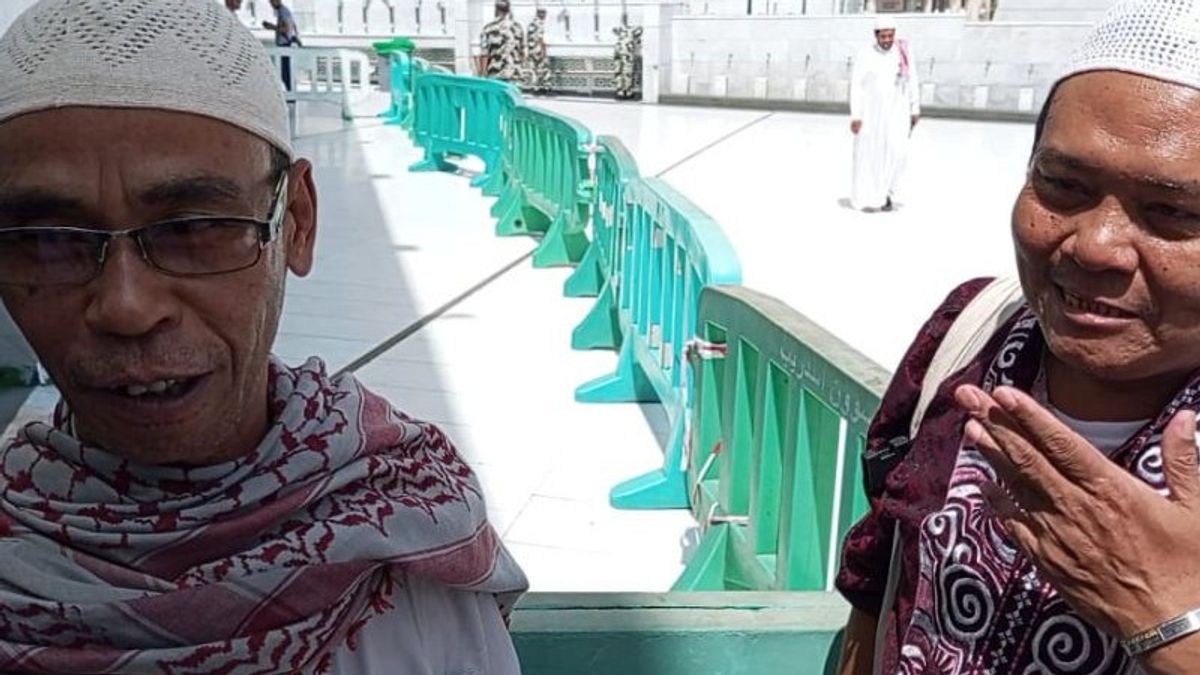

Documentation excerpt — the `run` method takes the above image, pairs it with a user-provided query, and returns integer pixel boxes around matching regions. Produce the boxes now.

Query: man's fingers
[958,386,1070,502]
[978,386,1113,488]
[966,419,1055,511]
[1162,409,1200,505]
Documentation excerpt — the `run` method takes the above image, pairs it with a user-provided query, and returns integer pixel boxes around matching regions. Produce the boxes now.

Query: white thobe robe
[850,42,920,210]
[328,571,522,674]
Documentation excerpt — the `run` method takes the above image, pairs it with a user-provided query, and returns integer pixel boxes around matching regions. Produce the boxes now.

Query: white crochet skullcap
[0,0,292,158]
[874,14,898,31]
[1060,0,1200,93]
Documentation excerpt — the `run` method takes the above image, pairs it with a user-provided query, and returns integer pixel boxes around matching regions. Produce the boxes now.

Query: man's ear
[283,158,318,277]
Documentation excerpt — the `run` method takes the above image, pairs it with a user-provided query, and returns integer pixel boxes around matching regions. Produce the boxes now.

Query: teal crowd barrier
[575,177,741,510]
[0,308,39,388]
[409,73,523,196]
[386,53,876,657]
[511,592,849,675]
[674,286,887,592]
[567,136,640,333]
[374,38,416,125]
[491,106,593,268]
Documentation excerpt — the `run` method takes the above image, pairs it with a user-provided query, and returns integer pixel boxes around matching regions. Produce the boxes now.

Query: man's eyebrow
[0,188,90,221]
[138,175,246,206]
[1035,147,1200,197]
[1129,173,1200,197]
[1033,148,1093,172]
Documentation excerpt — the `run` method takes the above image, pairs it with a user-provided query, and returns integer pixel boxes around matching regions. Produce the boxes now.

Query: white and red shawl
[0,357,527,674]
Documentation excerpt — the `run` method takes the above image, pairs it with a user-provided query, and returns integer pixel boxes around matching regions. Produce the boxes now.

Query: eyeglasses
[0,173,289,287]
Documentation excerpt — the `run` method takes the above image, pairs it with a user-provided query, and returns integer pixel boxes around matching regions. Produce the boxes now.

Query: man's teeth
[1064,291,1127,318]
[122,379,180,397]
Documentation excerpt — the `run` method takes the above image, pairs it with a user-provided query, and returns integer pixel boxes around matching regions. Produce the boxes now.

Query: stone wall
[992,0,1111,22]
[665,13,1093,115]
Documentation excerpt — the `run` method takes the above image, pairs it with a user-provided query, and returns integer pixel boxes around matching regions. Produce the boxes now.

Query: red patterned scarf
[0,358,527,674]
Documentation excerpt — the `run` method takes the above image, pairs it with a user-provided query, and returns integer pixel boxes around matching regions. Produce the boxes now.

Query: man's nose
[82,237,181,338]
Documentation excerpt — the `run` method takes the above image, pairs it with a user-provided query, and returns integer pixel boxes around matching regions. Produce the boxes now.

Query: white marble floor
[1,95,1038,592]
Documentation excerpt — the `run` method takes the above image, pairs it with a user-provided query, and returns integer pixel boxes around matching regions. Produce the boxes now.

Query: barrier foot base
[563,243,602,298]
[576,343,656,403]
[570,285,620,351]
[532,215,589,268]
[494,196,527,238]
[490,187,518,219]
[611,414,689,509]
[610,467,689,510]
[672,524,730,591]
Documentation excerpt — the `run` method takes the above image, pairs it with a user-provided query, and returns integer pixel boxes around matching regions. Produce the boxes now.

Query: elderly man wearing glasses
[0,1,526,673]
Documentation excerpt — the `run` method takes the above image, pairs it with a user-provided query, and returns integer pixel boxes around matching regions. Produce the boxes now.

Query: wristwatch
[1124,608,1200,656]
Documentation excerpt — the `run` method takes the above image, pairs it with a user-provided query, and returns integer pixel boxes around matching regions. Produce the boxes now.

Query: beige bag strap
[908,276,1026,440]
[872,277,1025,675]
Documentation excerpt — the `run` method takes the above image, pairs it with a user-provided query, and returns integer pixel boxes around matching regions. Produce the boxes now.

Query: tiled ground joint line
[653,112,775,178]
[335,250,535,377]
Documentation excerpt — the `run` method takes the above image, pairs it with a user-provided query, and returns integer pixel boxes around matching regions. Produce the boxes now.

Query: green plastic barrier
[1,308,39,388]
[408,72,523,196]
[374,38,416,126]
[674,286,889,592]
[491,106,593,268]
[405,59,440,140]
[373,37,416,54]
[0,367,32,388]
[512,591,848,675]
[567,136,640,335]
[575,177,741,510]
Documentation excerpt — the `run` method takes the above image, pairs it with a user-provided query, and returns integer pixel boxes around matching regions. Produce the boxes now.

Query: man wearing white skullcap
[849,14,919,212]
[836,1,1200,673]
[0,1,526,673]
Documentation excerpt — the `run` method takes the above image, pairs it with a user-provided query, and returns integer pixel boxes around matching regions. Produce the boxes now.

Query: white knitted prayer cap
[874,14,898,31]
[1060,0,1200,93]
[0,0,292,158]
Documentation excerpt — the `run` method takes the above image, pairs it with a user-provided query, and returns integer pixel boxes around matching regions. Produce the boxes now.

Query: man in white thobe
[850,17,920,212]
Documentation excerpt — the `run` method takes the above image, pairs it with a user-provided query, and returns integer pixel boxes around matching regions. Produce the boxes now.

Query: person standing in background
[849,16,920,212]
[525,8,552,94]
[479,0,525,83]
[612,14,642,100]
[263,0,301,91]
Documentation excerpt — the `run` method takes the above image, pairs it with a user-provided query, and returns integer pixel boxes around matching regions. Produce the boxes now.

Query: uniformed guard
[479,0,525,82]
[612,13,643,100]
[524,8,552,94]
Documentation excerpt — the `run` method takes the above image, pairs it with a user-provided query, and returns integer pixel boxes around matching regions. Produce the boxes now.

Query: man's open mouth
[106,375,206,402]
[1059,287,1138,320]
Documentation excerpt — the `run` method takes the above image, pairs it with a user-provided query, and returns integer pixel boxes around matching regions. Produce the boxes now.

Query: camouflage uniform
[612,23,643,100]
[524,15,552,93]
[480,13,525,82]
